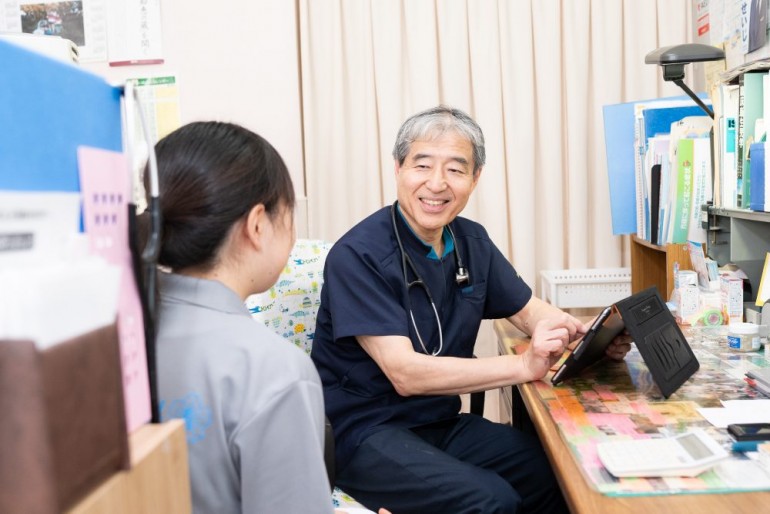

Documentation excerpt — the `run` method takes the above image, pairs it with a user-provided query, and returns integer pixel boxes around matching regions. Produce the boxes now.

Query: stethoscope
[390,201,470,355]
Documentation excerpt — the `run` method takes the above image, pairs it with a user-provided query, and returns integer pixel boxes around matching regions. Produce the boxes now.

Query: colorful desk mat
[537,330,770,496]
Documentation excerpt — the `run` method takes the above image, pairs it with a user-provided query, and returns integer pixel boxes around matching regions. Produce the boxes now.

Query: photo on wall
[20,1,84,47]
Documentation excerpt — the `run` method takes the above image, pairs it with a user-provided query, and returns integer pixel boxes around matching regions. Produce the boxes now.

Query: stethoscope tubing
[390,201,469,356]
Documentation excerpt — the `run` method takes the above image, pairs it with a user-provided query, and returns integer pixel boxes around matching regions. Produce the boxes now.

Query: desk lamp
[644,43,725,118]
[645,43,726,251]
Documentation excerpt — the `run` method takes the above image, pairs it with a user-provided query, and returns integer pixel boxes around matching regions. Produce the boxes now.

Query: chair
[246,239,364,510]
[247,239,485,509]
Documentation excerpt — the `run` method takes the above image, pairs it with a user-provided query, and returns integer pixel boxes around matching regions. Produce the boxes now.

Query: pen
[732,441,762,452]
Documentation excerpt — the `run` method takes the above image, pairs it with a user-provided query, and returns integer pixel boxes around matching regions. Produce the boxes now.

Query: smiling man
[311,106,628,514]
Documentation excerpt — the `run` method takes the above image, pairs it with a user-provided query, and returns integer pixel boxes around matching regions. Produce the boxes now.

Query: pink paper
[78,146,151,433]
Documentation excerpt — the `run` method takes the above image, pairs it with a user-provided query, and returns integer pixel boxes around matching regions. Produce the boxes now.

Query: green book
[672,138,694,243]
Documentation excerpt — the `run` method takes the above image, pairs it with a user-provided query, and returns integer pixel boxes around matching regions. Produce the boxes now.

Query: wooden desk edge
[66,420,191,514]
[492,319,770,514]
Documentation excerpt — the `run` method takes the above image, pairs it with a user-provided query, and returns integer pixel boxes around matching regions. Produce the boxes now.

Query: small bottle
[727,322,761,352]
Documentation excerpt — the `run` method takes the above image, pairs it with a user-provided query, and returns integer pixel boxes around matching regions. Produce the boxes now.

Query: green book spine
[672,138,694,244]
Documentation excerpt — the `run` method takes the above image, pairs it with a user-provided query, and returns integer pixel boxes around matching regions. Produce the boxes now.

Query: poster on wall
[124,75,181,210]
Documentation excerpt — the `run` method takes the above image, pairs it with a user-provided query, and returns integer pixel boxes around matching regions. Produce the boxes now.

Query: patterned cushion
[246,239,332,354]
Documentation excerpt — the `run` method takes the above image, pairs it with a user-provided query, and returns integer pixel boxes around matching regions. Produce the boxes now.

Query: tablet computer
[551,305,625,385]
[551,287,699,398]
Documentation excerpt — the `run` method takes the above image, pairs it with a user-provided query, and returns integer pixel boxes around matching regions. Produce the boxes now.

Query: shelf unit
[629,235,695,300]
[706,207,770,303]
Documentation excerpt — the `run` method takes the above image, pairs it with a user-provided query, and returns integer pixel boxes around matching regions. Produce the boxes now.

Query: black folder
[552,287,699,398]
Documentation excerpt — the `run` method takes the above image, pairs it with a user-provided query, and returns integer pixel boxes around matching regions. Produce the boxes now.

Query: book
[720,83,740,208]
[602,94,711,236]
[650,164,662,245]
[750,142,767,212]
[737,71,768,208]
[687,137,712,244]
[671,138,695,244]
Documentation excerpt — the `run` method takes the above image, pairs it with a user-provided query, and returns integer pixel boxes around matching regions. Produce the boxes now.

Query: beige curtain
[298,0,694,291]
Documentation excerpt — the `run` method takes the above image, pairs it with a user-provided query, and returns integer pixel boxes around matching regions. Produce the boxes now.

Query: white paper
[0,191,82,266]
[107,0,163,64]
[698,400,770,427]
[0,256,121,349]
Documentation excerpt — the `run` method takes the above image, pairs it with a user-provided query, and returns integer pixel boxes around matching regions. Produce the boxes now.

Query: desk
[494,319,770,514]
[66,420,191,514]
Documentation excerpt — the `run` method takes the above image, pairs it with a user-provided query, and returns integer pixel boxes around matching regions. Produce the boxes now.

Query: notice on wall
[107,0,163,66]
[124,75,181,209]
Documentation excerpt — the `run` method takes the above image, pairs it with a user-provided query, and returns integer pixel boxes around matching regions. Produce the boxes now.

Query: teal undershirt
[396,203,454,260]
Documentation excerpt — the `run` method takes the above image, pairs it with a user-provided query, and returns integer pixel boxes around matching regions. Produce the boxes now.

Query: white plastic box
[539,268,632,309]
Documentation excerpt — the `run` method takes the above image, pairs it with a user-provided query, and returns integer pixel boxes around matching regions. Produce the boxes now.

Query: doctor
[311,105,630,514]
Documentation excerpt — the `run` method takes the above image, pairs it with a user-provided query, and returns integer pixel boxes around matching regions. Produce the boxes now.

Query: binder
[0,323,129,513]
[650,164,662,245]
[0,39,122,192]
[750,142,767,212]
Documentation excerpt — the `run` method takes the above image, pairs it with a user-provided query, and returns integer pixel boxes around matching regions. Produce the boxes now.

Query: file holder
[552,287,699,398]
[0,322,129,514]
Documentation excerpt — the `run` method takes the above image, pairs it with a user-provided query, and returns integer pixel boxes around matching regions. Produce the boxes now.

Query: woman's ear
[243,203,267,251]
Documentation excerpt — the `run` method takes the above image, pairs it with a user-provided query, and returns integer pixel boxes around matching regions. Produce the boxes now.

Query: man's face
[395,131,481,243]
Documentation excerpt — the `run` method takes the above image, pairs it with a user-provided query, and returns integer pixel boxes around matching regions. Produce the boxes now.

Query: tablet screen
[551,306,625,385]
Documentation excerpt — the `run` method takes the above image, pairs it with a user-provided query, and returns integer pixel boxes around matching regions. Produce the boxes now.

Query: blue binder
[749,142,766,212]
[0,39,122,192]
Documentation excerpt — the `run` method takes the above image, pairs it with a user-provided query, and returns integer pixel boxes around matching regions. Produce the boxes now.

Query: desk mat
[538,333,770,496]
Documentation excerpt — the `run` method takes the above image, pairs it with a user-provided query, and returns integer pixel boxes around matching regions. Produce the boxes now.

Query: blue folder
[602,94,711,235]
[750,142,766,212]
[0,39,122,192]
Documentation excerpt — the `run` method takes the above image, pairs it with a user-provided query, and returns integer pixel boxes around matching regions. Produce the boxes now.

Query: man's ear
[471,166,483,188]
[243,203,267,251]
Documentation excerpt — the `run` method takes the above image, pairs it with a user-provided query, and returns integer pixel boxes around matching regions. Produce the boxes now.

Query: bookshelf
[629,235,694,300]
[705,208,770,302]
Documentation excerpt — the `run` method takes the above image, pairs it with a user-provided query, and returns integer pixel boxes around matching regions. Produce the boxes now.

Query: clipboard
[552,287,699,398]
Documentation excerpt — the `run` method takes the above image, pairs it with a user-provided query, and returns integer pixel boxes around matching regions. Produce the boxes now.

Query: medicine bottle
[727,322,760,352]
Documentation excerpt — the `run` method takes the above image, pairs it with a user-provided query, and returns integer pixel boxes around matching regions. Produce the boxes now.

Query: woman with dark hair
[146,121,333,513]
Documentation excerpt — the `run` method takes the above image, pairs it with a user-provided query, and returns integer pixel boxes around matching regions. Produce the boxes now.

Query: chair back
[246,239,333,354]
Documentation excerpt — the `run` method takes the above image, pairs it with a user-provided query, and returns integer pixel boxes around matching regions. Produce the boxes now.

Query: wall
[80,0,309,236]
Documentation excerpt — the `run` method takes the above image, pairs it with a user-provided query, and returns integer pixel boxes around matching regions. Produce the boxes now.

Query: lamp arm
[672,78,714,119]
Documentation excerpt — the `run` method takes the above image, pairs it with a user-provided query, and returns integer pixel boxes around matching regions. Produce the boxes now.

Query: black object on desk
[552,287,699,398]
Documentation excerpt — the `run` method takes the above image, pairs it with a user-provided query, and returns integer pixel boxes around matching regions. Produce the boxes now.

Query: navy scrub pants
[336,414,569,514]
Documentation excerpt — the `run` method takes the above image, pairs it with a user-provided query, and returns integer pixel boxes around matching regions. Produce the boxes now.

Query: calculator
[596,429,729,478]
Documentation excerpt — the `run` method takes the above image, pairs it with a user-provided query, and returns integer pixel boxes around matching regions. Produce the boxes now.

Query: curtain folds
[299,0,693,291]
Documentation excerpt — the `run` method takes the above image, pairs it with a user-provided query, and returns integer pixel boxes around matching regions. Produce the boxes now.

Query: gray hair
[391,105,486,173]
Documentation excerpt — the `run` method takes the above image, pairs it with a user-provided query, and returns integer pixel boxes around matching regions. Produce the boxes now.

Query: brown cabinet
[630,235,695,301]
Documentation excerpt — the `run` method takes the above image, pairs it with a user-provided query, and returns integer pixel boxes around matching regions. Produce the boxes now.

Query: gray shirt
[156,272,332,514]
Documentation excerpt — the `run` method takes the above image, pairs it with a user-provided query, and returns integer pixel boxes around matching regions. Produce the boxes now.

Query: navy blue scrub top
[311,206,532,471]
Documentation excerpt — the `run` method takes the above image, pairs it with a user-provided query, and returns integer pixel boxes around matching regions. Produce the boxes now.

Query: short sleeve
[323,242,410,340]
[483,241,532,319]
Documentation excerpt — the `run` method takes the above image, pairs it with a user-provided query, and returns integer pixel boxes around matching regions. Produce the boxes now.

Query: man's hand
[522,314,587,381]
[605,330,633,361]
